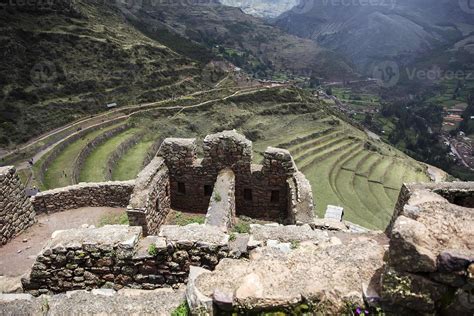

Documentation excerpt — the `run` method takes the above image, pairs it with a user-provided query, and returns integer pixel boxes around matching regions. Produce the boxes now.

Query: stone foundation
[0,166,36,245]
[31,181,134,214]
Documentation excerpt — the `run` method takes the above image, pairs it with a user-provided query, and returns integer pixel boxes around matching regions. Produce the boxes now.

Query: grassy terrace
[112,138,157,181]
[27,87,431,230]
[79,128,141,183]
[42,124,124,190]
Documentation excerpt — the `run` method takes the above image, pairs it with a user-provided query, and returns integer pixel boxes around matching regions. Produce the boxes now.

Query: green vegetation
[98,212,129,227]
[42,124,123,189]
[79,128,140,183]
[213,191,222,202]
[290,240,300,249]
[232,221,251,234]
[21,87,430,230]
[147,244,158,256]
[168,211,205,226]
[112,138,157,181]
[171,302,189,316]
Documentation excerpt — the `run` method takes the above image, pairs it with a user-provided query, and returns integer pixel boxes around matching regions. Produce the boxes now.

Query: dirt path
[0,207,125,277]
[3,85,264,170]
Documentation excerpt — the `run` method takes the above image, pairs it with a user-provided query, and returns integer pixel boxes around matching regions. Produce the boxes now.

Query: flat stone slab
[205,169,235,231]
[0,288,185,315]
[133,236,167,260]
[46,225,142,251]
[250,224,329,243]
[195,233,386,313]
[159,224,229,246]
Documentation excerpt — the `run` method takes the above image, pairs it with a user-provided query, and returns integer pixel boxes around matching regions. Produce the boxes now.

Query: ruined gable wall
[0,166,36,245]
[127,157,171,235]
[158,131,300,222]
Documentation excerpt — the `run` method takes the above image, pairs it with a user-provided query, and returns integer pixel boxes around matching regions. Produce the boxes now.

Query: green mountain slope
[0,0,220,147]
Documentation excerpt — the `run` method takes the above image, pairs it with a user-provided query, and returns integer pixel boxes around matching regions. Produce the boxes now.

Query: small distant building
[106,102,117,109]
[324,205,344,222]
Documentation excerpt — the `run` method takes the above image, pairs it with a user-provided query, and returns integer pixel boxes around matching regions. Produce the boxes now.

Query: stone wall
[382,181,474,315]
[158,130,313,223]
[72,124,129,184]
[0,166,36,245]
[127,157,171,236]
[22,224,231,295]
[31,181,134,214]
[36,117,126,186]
[204,169,235,232]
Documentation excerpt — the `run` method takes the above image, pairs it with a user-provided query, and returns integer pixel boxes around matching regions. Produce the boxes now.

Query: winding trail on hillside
[10,84,270,191]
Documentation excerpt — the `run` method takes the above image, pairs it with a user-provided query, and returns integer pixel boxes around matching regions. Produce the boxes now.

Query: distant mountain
[120,0,355,80]
[240,0,474,74]
[219,0,298,18]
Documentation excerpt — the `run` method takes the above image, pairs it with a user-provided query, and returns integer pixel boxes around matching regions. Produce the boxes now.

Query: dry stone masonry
[382,182,474,315]
[31,181,135,214]
[127,157,171,235]
[21,224,232,295]
[128,130,315,234]
[1,129,473,315]
[0,166,36,245]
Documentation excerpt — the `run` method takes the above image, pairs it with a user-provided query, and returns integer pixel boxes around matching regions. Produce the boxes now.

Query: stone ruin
[126,130,315,235]
[0,130,473,315]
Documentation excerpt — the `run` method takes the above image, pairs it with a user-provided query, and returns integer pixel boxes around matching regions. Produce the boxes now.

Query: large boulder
[193,233,387,313]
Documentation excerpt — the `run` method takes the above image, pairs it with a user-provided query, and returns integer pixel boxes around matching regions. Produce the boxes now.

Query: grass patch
[79,128,140,183]
[43,124,122,189]
[112,138,156,181]
[171,302,189,316]
[168,211,205,226]
[98,212,129,227]
[232,221,251,234]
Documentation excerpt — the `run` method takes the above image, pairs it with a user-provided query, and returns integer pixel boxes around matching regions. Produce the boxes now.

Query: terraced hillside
[0,0,221,147]
[28,87,430,229]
